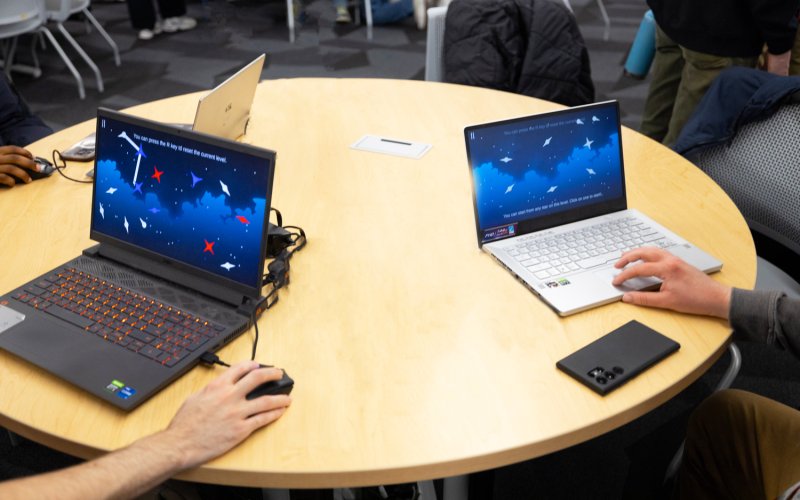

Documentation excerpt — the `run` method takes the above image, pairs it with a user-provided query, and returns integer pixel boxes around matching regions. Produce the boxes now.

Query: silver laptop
[464,101,722,316]
[190,54,266,140]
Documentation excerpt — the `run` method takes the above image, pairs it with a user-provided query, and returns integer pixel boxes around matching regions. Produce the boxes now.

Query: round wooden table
[0,78,755,488]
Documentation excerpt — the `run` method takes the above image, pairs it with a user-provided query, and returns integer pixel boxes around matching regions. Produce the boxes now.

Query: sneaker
[138,22,162,40]
[335,6,352,24]
[161,16,197,33]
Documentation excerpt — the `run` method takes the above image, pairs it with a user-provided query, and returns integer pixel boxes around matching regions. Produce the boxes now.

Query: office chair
[43,0,122,95]
[664,101,800,483]
[689,101,800,287]
[561,0,610,41]
[424,6,447,82]
[0,0,86,99]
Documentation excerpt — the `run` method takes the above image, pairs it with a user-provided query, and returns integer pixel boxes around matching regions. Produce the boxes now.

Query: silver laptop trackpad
[593,266,662,292]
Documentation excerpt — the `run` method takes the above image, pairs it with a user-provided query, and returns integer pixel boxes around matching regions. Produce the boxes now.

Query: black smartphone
[556,320,680,395]
[60,133,95,162]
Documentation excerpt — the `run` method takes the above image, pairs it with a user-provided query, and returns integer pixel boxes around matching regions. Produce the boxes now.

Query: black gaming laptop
[0,108,275,411]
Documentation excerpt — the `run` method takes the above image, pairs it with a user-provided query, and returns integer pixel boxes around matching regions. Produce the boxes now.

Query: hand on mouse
[156,361,291,470]
[0,145,38,187]
[612,247,731,319]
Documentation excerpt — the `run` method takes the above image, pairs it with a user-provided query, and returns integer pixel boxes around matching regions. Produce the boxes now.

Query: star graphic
[133,182,143,194]
[203,239,215,255]
[152,166,164,183]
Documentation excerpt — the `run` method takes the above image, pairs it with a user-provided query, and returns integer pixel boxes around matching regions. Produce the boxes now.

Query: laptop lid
[92,108,275,300]
[192,54,266,140]
[465,101,627,247]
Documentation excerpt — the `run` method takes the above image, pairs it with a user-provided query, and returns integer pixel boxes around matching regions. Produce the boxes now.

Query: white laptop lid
[192,54,266,141]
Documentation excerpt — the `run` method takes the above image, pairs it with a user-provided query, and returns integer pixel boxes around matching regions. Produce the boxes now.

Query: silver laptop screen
[465,101,627,245]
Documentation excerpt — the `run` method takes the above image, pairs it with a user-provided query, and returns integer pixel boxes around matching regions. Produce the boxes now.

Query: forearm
[0,431,187,500]
[730,288,800,358]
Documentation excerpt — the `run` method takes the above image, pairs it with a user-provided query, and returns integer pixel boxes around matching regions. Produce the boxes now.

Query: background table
[0,79,756,488]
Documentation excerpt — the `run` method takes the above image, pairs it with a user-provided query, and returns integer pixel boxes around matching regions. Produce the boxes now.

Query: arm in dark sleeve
[0,75,53,147]
[746,0,799,54]
[730,288,800,358]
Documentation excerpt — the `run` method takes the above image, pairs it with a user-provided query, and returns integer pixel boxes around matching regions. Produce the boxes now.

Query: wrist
[711,284,732,319]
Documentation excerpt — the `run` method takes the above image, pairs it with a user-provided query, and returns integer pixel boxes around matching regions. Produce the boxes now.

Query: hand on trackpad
[595,266,661,292]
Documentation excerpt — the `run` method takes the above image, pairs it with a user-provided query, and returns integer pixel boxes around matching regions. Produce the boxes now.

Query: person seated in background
[332,0,414,26]
[0,362,291,500]
[0,75,53,188]
[611,247,800,499]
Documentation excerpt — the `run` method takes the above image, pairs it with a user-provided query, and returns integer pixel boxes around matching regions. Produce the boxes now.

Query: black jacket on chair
[443,0,594,106]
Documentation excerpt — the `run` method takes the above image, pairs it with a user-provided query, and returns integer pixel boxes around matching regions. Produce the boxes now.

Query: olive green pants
[677,389,800,500]
[640,26,757,147]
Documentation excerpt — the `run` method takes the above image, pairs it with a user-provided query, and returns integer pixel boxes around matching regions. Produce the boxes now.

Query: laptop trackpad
[593,267,662,292]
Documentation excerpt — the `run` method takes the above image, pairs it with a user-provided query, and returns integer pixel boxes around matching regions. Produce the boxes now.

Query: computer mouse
[14,157,55,184]
[246,368,294,399]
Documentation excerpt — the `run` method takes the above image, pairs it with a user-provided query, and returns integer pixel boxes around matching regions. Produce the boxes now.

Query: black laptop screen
[465,101,627,245]
[90,110,273,292]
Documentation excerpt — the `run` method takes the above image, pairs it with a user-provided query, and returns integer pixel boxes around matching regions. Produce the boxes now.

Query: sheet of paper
[350,135,432,159]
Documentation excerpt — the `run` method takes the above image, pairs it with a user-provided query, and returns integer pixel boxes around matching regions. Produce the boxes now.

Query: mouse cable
[51,150,93,184]
[251,307,259,361]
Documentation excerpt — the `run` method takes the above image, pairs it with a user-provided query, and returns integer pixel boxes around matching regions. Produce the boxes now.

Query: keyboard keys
[10,267,223,368]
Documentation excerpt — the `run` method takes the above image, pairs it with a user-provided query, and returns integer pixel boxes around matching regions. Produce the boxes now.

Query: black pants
[127,0,187,30]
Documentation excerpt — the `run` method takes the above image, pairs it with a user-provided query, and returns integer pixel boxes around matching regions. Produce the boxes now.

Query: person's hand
[766,50,791,76]
[0,146,38,187]
[161,361,291,469]
[612,247,731,319]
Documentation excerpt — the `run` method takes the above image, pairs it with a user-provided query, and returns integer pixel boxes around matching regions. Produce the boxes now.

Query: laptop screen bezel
[464,100,628,247]
[90,108,275,299]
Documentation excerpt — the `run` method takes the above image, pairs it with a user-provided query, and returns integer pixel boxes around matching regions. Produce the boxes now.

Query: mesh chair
[664,101,800,484]
[424,6,447,82]
[687,102,800,277]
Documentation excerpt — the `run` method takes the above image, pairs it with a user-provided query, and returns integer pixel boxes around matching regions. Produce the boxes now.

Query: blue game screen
[91,114,271,290]
[467,102,625,244]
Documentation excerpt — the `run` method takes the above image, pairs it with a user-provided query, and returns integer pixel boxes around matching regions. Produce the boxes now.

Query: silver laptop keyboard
[507,217,675,280]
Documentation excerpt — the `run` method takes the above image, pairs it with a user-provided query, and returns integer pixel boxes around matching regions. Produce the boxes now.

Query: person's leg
[333,0,351,23]
[789,25,800,75]
[370,0,413,25]
[662,49,756,147]
[154,0,187,19]
[640,25,684,143]
[126,0,157,30]
[678,389,800,500]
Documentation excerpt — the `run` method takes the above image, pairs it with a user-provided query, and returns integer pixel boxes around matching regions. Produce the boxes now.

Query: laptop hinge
[84,244,259,308]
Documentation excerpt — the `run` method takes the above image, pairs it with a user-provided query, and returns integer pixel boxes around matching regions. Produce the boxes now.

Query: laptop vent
[72,256,241,325]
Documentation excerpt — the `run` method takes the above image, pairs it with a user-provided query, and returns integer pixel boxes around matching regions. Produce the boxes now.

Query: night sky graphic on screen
[467,104,624,243]
[92,116,271,289]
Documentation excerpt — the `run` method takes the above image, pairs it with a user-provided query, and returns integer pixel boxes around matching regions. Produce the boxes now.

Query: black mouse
[246,368,294,400]
[15,157,55,183]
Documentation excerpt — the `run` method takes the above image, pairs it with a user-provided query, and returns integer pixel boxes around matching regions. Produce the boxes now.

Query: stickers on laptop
[105,379,137,399]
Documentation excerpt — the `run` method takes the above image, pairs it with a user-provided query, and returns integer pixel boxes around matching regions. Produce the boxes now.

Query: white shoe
[413,0,427,30]
[161,16,197,33]
[138,22,162,40]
